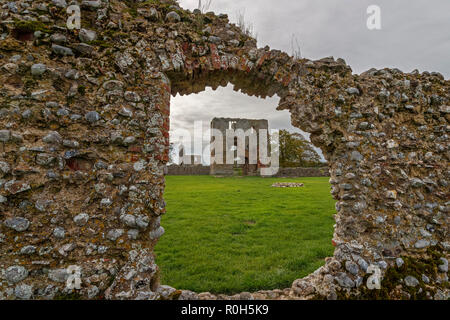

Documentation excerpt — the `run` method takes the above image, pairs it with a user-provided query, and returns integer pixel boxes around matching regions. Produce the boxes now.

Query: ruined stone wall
[274,167,330,178]
[167,165,329,177]
[166,164,210,176]
[0,0,448,300]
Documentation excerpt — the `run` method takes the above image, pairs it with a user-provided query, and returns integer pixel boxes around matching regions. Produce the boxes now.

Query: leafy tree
[279,130,323,167]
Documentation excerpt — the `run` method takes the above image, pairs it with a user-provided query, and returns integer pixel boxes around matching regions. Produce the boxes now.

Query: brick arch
[161,50,347,299]
[0,0,448,300]
[161,31,449,299]
[164,43,353,151]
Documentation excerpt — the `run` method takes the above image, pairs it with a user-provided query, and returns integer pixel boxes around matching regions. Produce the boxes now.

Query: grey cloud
[173,0,449,162]
[181,0,450,76]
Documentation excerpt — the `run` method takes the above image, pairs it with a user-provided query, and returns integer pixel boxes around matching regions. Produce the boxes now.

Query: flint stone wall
[274,167,330,178]
[0,0,448,300]
[166,165,210,176]
[166,165,329,177]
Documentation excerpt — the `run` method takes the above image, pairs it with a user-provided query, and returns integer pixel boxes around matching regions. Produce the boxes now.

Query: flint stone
[350,151,363,162]
[3,63,18,73]
[157,285,178,300]
[4,180,31,194]
[404,276,419,287]
[0,130,11,142]
[35,199,52,212]
[14,284,33,300]
[20,245,36,255]
[53,227,65,239]
[335,272,355,288]
[4,217,30,232]
[85,111,100,123]
[439,105,450,113]
[31,64,46,76]
[106,229,124,241]
[5,266,28,283]
[149,226,165,240]
[208,36,221,44]
[121,214,137,228]
[123,136,136,145]
[50,33,67,44]
[52,44,74,56]
[133,160,147,172]
[73,213,89,226]
[103,80,124,91]
[346,87,360,95]
[81,0,102,9]
[0,161,10,175]
[43,131,62,145]
[377,261,388,269]
[166,11,181,22]
[357,258,369,272]
[415,240,430,249]
[87,286,99,299]
[387,139,399,149]
[345,261,359,275]
[73,43,94,56]
[124,91,141,102]
[438,258,448,273]
[119,107,133,118]
[52,0,67,8]
[410,178,424,188]
[136,216,149,229]
[79,29,97,43]
[48,269,69,283]
[355,276,363,288]
[128,229,139,240]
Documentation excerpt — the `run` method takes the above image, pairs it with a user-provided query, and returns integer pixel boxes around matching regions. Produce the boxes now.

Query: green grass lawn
[155,176,336,294]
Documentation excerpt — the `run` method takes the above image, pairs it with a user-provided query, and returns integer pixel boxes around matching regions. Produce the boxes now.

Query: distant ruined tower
[210,118,269,176]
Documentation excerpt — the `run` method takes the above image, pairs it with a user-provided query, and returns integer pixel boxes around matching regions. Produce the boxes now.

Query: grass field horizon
[155,176,336,294]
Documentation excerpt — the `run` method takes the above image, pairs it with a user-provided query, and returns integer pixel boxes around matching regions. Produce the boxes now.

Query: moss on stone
[0,38,23,51]
[54,292,83,300]
[338,248,447,300]
[13,19,51,34]
[139,0,169,6]
[102,30,129,39]
[88,40,114,49]
[127,7,139,18]
[78,85,86,96]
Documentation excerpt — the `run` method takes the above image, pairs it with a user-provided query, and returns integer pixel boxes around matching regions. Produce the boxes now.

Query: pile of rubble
[272,182,304,188]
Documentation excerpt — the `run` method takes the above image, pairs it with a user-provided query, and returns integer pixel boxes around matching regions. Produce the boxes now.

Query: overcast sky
[171,0,450,163]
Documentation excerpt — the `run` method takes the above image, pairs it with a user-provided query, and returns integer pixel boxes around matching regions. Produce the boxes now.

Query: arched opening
[155,74,336,295]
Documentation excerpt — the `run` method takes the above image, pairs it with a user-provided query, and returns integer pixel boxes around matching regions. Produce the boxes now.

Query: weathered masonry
[0,0,448,300]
